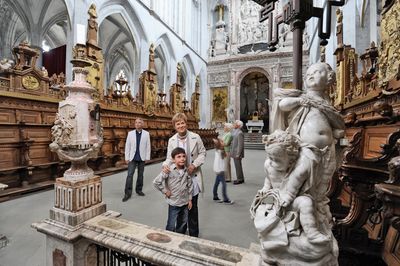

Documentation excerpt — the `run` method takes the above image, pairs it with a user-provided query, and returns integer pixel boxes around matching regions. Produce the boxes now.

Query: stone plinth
[54,176,102,212]
[50,175,105,227]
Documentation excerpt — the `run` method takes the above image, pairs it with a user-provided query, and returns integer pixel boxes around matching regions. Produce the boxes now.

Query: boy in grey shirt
[153,147,193,234]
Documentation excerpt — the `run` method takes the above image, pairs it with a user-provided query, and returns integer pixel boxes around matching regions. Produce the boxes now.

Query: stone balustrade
[33,210,260,266]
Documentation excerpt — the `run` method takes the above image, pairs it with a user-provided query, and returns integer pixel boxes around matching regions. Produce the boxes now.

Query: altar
[246,120,264,133]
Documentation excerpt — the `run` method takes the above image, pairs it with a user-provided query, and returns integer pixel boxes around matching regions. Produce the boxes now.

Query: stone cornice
[207,50,309,66]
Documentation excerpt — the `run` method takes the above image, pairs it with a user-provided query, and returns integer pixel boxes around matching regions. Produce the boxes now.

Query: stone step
[244,142,265,150]
[244,133,264,143]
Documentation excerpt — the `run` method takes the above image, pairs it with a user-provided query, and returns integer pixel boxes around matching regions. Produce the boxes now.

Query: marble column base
[50,202,106,227]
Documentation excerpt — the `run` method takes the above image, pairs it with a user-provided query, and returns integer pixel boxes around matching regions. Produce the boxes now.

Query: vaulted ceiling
[0,0,69,58]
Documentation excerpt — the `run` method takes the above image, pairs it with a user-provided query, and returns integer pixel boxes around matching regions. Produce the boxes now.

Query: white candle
[76,24,86,44]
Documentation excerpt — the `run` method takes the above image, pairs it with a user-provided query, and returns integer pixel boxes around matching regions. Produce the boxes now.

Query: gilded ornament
[22,75,40,90]
[122,97,129,106]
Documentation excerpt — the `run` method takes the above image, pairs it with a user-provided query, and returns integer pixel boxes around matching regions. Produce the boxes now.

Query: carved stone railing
[32,211,260,266]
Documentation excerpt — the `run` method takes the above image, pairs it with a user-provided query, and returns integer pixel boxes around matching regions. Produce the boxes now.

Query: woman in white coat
[162,113,206,237]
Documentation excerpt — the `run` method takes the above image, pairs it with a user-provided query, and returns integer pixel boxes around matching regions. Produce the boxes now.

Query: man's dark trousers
[124,160,145,196]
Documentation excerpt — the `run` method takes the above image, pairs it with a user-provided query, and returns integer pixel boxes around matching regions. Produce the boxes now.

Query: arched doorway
[240,72,269,133]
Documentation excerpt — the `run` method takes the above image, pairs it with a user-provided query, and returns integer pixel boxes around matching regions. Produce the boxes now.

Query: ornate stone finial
[87,3,98,46]
[149,43,156,73]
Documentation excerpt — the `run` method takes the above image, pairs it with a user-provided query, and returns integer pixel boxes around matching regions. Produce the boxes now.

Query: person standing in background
[222,123,233,182]
[231,120,245,185]
[123,118,151,201]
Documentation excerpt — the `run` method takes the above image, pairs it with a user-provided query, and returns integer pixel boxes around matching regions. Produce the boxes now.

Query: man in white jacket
[123,118,151,201]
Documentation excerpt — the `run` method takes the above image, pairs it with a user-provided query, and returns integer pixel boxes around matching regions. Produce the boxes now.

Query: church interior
[0,0,399,265]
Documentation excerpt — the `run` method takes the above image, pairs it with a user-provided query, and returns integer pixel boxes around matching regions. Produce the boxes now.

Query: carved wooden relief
[379,0,400,90]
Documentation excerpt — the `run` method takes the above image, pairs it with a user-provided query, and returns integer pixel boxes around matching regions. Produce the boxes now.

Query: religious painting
[211,87,228,122]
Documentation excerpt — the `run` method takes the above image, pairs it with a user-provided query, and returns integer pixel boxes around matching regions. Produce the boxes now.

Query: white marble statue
[226,104,235,123]
[0,58,14,71]
[251,62,345,265]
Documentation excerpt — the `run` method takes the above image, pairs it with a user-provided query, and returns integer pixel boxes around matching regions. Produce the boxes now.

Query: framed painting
[211,87,228,122]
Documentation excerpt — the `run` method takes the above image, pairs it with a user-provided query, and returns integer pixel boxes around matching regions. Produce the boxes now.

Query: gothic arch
[180,55,196,100]
[40,11,70,41]
[154,34,175,92]
[182,54,195,76]
[236,67,271,133]
[154,33,176,61]
[3,0,31,33]
[98,1,148,45]
[237,66,271,86]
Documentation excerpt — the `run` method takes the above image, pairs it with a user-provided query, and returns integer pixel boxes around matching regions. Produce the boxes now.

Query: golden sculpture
[170,63,183,113]
[87,4,98,47]
[336,9,343,48]
[149,44,156,73]
[379,0,400,90]
[191,76,201,121]
[72,4,105,101]
[139,44,159,115]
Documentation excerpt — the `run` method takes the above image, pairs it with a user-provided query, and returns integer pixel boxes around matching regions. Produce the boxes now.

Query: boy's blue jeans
[213,172,229,202]
[166,204,188,234]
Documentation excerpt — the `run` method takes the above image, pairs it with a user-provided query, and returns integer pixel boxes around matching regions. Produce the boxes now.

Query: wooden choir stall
[328,3,400,265]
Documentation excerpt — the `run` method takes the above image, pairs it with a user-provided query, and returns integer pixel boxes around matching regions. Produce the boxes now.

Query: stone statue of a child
[271,62,344,211]
[259,130,330,244]
[252,62,344,265]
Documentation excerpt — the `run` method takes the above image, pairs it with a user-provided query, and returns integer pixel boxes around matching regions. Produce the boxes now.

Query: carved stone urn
[50,58,103,180]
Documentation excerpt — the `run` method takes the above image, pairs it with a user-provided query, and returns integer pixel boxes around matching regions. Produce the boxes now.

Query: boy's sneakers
[223,200,234,205]
[213,197,221,201]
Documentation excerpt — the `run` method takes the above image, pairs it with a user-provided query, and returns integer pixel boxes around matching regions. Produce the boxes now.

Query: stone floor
[0,149,267,266]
